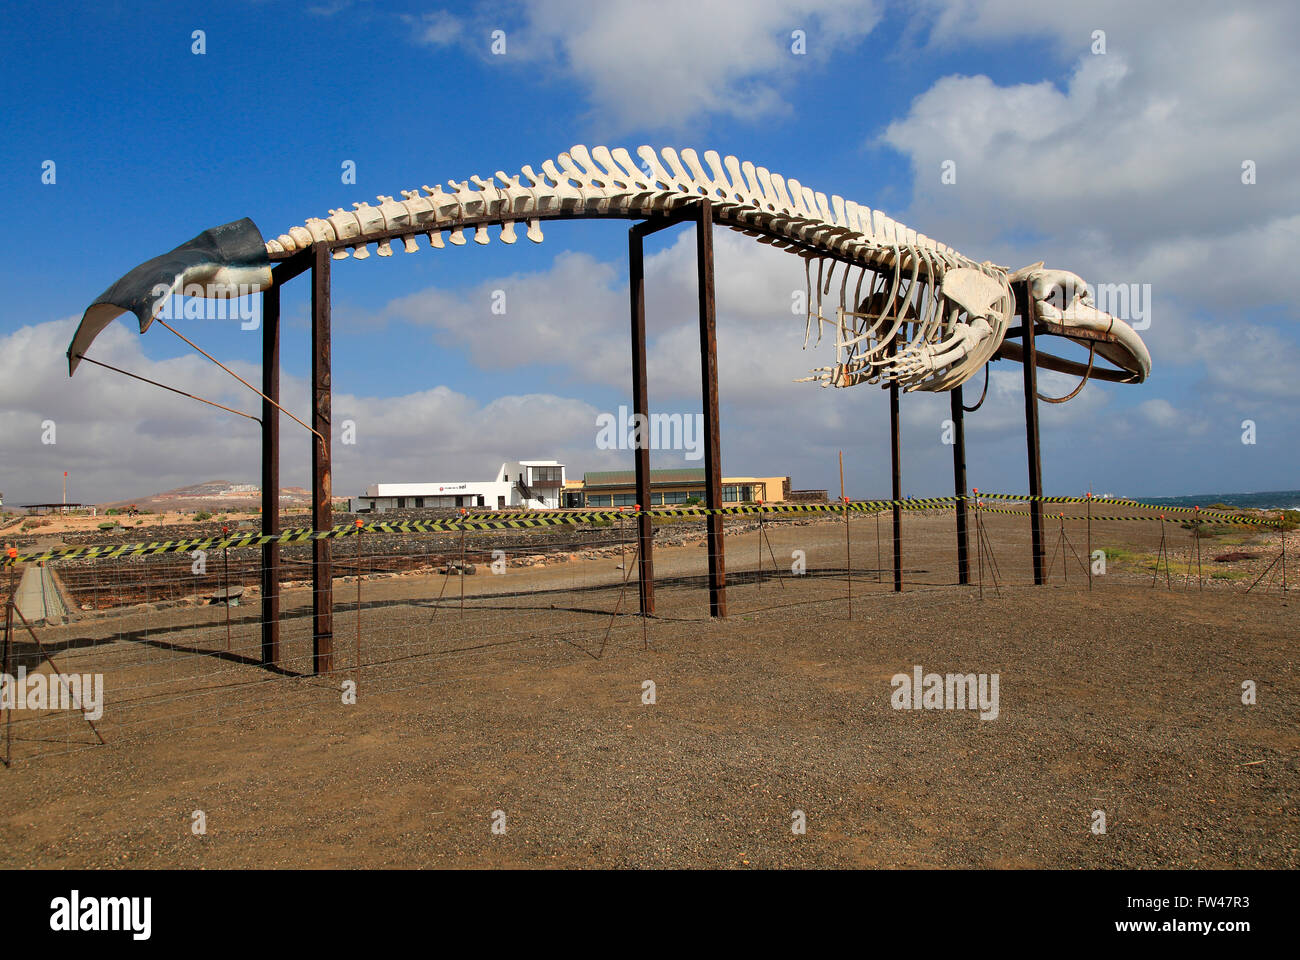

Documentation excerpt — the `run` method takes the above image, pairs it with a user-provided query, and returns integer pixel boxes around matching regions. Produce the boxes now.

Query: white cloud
[379,229,821,401]
[0,318,613,505]
[331,386,621,492]
[0,318,268,508]
[1137,397,1179,430]
[886,3,1300,247]
[879,0,1300,412]
[1188,322,1300,402]
[366,228,1204,495]
[415,0,882,132]
[405,9,465,47]
[382,250,631,388]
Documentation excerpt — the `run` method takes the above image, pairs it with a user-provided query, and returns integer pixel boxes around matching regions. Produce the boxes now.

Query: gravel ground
[0,512,1295,868]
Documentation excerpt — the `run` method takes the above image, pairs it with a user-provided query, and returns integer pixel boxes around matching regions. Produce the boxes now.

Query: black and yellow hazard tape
[974,507,1219,522]
[0,499,933,565]
[2,494,1278,566]
[972,493,1275,525]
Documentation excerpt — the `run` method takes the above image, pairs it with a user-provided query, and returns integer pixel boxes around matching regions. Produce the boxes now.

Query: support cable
[74,355,261,424]
[153,316,323,441]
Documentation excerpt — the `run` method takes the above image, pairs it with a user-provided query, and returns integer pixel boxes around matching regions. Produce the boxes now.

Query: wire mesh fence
[1,499,1289,766]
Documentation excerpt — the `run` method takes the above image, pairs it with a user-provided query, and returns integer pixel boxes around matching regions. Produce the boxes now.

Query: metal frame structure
[243,201,1073,671]
[257,200,734,666]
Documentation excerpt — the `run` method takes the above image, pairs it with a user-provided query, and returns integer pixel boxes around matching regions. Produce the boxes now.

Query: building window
[660,490,688,504]
[415,497,424,508]
[529,466,563,485]
[397,498,407,509]
[586,494,612,507]
[612,493,637,507]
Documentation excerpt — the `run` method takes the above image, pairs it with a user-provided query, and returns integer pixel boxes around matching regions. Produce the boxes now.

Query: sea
[1128,490,1300,512]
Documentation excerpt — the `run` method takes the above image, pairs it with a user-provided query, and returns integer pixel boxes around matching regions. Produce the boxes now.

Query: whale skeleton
[68,144,1150,395]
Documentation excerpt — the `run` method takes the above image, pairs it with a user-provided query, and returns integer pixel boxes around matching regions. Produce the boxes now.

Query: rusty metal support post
[841,451,851,619]
[355,522,362,692]
[260,282,281,666]
[1016,282,1046,585]
[890,340,903,593]
[311,245,334,674]
[696,200,727,618]
[951,384,970,585]
[222,538,231,652]
[2,570,12,766]
[1195,515,1203,591]
[1086,494,1094,590]
[628,228,655,615]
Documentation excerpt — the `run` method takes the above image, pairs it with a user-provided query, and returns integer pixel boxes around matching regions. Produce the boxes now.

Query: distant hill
[100,480,317,513]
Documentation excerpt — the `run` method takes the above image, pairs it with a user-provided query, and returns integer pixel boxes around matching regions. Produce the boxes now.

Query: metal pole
[1060,514,1067,584]
[356,521,362,693]
[311,245,334,675]
[3,566,13,766]
[889,340,903,593]
[1282,517,1288,592]
[628,228,656,615]
[1086,493,1093,591]
[696,200,727,618]
[875,506,881,583]
[951,385,970,585]
[260,281,281,666]
[761,502,786,592]
[1016,281,1046,585]
[222,530,231,652]
[1195,508,1203,591]
[841,451,851,619]
[1170,515,1180,590]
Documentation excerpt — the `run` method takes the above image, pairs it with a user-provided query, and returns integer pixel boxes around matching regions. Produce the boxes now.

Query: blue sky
[1,0,1296,506]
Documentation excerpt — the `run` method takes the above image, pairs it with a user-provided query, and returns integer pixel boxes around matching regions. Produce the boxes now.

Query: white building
[351,460,565,513]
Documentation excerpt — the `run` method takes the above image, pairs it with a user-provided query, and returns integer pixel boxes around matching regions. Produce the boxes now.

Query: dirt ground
[1,511,1295,868]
